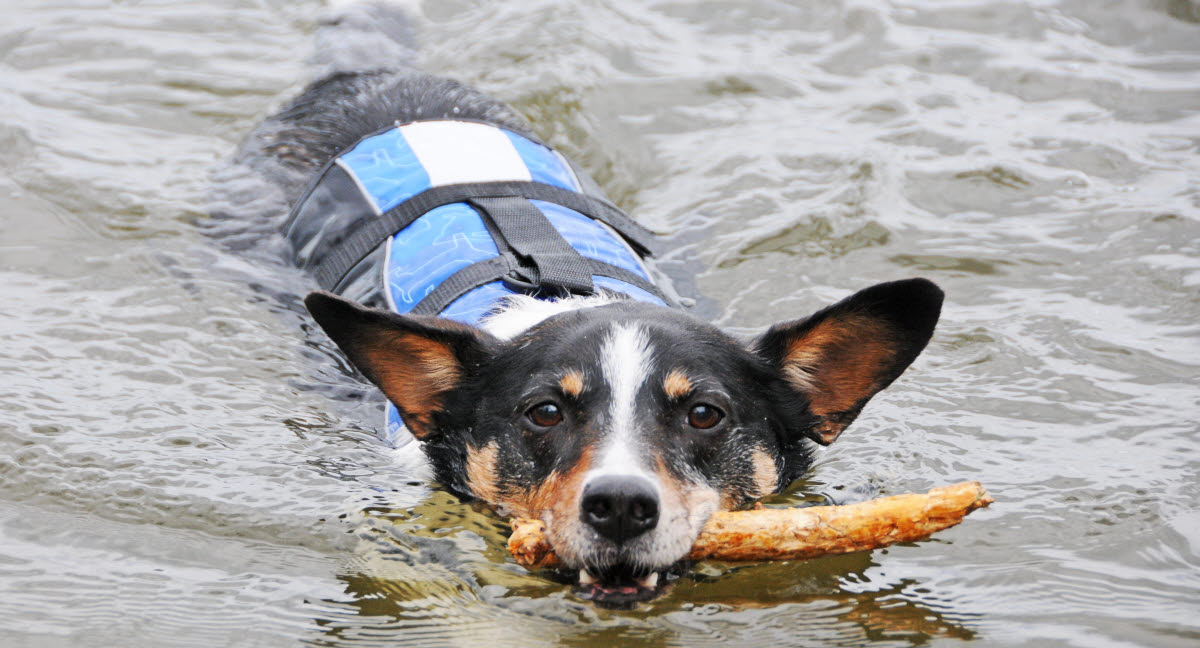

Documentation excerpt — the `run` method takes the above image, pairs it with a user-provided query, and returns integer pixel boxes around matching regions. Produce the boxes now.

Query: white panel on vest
[400,121,532,186]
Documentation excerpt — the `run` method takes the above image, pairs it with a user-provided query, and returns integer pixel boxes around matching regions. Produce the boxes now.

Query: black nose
[580,475,660,544]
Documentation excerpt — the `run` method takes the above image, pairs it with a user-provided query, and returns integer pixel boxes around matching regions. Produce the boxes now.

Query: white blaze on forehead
[596,324,655,476]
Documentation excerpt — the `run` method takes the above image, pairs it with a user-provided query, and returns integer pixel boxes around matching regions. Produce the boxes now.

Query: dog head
[305,278,943,605]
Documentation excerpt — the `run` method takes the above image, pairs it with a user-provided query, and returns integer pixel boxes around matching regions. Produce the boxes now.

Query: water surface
[2,1,1198,646]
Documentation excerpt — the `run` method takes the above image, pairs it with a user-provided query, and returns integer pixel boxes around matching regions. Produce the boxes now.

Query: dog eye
[526,402,563,428]
[687,403,723,430]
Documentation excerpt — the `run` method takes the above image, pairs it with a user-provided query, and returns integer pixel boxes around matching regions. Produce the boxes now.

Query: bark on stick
[508,481,993,569]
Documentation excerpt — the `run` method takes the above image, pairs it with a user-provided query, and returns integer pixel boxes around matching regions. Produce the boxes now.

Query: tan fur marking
[465,442,500,504]
[752,449,779,497]
[663,368,693,400]
[559,369,584,398]
[505,448,595,520]
[505,448,597,566]
[371,330,463,438]
[782,313,895,419]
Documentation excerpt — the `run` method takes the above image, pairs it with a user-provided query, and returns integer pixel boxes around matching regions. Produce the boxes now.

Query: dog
[250,3,943,606]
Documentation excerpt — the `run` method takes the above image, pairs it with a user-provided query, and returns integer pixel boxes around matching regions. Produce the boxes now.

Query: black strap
[467,196,594,295]
[410,255,668,316]
[409,255,517,315]
[577,260,667,304]
[309,180,655,290]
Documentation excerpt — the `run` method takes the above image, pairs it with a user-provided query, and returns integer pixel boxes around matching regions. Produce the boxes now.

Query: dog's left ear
[303,291,496,439]
[753,278,943,446]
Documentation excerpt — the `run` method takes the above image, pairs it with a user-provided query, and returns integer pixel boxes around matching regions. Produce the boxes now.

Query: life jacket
[282,119,668,443]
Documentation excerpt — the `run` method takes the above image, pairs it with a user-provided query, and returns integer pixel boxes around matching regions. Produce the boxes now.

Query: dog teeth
[578,569,658,588]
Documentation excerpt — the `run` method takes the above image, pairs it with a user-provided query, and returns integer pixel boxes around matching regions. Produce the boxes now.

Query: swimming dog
[254,3,943,606]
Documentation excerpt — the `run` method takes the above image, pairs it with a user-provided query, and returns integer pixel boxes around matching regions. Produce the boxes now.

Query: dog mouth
[574,564,665,606]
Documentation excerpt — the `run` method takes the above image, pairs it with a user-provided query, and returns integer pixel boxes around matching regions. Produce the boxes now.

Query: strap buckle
[501,264,576,298]
[501,264,541,294]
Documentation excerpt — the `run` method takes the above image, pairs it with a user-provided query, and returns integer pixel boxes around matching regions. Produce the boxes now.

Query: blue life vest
[282,120,667,443]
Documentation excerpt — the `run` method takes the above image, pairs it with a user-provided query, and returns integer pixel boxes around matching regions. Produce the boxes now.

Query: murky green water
[2,0,1199,646]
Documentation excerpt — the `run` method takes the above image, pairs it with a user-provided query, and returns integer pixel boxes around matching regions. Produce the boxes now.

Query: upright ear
[303,291,496,439]
[753,278,943,446]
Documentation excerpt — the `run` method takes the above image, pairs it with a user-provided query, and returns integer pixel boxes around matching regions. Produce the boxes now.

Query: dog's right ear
[303,291,496,439]
[752,278,943,447]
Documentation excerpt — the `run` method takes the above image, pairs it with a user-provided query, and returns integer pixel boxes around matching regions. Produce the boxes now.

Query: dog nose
[580,475,660,544]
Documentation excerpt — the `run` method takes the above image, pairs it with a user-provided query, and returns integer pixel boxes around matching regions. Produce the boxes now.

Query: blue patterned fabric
[330,121,664,442]
[381,203,500,313]
[338,128,430,213]
[502,131,579,191]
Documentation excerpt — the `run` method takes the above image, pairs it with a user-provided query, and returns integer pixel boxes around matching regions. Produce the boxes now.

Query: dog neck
[477,292,631,340]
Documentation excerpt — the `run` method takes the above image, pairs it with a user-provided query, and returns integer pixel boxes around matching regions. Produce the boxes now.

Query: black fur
[238,70,536,202]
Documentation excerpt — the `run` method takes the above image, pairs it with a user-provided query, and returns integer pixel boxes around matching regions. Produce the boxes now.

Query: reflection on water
[322,496,981,646]
[1,0,1198,646]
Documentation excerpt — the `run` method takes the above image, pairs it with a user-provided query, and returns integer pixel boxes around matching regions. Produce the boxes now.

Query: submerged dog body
[254,5,943,603]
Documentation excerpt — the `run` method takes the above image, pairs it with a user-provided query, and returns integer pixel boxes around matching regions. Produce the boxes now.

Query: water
[2,0,1198,646]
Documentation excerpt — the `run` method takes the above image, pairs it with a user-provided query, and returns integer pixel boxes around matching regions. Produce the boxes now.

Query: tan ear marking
[781,313,895,418]
[559,369,584,398]
[370,331,464,438]
[383,331,462,390]
[663,368,693,400]
[811,421,843,445]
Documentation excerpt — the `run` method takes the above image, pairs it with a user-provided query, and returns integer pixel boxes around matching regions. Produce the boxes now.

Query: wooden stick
[508,481,993,569]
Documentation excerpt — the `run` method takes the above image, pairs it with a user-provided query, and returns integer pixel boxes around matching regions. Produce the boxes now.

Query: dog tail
[312,1,421,74]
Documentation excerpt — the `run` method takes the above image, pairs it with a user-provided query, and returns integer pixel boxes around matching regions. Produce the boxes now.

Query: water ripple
[1,0,1198,646]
